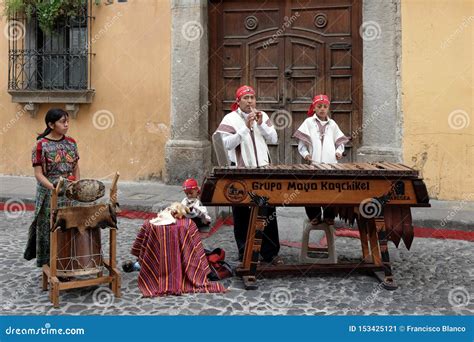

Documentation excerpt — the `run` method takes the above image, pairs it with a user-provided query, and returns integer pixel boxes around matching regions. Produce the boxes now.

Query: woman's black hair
[36,108,69,140]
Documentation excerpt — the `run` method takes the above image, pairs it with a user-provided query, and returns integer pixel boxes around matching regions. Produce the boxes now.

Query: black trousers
[305,206,336,221]
[232,206,280,262]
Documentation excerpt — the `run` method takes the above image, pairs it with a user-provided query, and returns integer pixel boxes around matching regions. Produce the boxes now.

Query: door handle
[278,92,284,107]
[284,68,293,78]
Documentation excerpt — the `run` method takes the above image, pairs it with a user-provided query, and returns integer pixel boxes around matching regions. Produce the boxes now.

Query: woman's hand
[304,155,312,164]
[34,166,54,190]
[335,152,343,160]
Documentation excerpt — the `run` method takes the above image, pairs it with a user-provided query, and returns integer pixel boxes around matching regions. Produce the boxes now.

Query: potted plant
[2,0,102,32]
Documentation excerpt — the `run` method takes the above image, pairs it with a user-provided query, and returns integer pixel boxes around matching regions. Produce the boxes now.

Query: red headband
[231,85,255,111]
[307,94,330,116]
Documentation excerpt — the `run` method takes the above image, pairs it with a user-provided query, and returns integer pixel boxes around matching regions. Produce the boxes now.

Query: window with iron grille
[8,2,93,93]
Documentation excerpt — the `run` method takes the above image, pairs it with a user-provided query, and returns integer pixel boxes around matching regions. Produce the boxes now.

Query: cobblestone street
[1,211,472,316]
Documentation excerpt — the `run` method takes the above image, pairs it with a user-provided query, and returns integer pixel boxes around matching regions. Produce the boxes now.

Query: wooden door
[209,0,362,164]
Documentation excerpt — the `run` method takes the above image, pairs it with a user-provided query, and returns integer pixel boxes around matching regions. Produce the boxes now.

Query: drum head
[66,179,105,202]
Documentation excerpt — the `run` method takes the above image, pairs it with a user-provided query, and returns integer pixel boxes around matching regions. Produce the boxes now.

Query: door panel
[209,0,362,165]
[248,36,285,163]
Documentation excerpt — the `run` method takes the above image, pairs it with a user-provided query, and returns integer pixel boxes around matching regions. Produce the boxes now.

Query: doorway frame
[165,0,402,184]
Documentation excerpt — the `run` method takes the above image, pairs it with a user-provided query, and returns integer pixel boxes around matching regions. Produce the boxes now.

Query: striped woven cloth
[131,218,226,297]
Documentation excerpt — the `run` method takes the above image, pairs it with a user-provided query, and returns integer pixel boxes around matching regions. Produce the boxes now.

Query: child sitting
[181,178,212,233]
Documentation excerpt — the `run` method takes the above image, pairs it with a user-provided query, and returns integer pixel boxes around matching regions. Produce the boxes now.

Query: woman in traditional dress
[24,108,80,267]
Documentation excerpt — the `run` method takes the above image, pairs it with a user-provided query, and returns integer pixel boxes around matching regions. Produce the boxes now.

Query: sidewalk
[0,175,473,230]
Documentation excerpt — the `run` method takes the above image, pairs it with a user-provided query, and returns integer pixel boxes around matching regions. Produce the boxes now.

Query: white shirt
[294,115,348,163]
[181,197,211,224]
[216,108,277,166]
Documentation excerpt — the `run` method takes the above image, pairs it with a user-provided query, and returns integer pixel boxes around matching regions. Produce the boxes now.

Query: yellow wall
[402,0,473,200]
[0,1,171,181]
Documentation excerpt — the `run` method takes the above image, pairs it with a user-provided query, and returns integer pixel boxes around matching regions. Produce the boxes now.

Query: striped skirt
[131,218,226,297]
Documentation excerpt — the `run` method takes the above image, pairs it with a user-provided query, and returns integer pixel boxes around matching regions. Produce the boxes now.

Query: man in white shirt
[216,86,277,167]
[215,85,282,264]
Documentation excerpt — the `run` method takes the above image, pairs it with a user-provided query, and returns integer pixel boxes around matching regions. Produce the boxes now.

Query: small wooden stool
[42,172,121,308]
[300,219,337,264]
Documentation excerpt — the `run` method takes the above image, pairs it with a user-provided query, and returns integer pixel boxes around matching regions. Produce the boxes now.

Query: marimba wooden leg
[367,219,382,266]
[357,217,370,262]
[242,207,257,269]
[241,207,265,290]
[374,218,398,290]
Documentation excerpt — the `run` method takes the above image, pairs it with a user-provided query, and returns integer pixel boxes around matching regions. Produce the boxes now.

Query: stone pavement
[0,212,473,315]
[0,175,473,315]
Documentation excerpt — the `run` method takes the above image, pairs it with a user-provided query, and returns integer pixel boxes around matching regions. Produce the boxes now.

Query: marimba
[200,162,430,290]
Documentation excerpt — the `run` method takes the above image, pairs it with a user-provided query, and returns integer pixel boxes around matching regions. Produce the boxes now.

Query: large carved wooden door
[209,0,362,164]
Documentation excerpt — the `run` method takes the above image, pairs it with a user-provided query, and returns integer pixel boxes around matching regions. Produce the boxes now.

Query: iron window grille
[8,2,93,92]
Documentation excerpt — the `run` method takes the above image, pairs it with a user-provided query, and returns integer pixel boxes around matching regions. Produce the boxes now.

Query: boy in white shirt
[293,94,349,224]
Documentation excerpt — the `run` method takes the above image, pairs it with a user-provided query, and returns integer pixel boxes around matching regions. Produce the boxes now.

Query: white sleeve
[298,140,310,158]
[222,126,250,150]
[257,122,278,144]
[257,112,278,144]
[334,124,346,154]
[192,200,211,223]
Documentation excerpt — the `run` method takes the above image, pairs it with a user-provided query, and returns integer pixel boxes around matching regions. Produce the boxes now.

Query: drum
[56,227,103,277]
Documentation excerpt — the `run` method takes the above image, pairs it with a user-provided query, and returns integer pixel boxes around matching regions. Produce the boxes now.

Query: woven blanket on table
[131,218,226,297]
